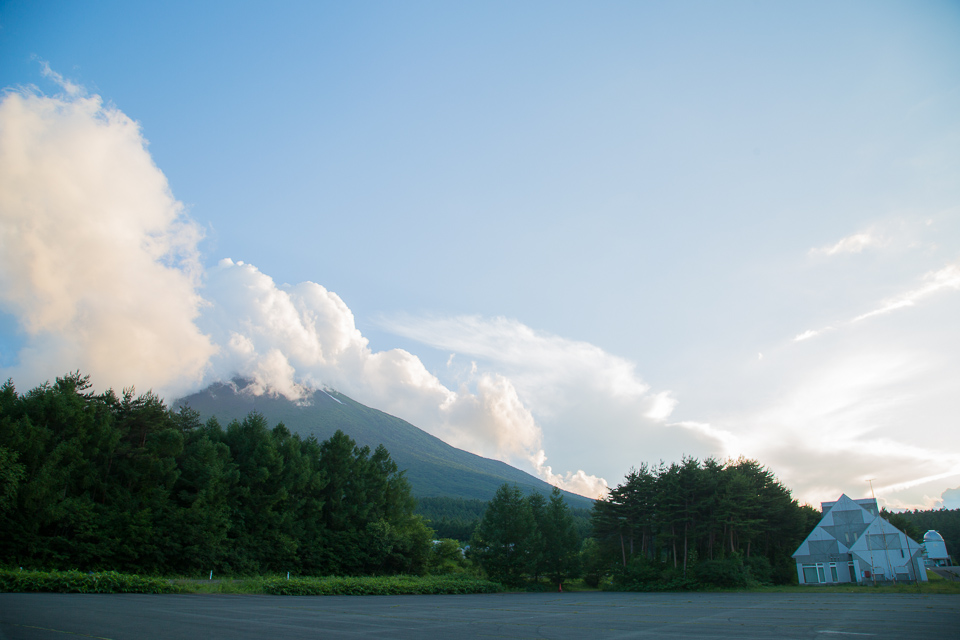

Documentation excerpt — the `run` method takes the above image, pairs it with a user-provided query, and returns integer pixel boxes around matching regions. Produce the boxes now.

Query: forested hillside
[0,374,431,575]
[416,496,592,542]
[178,382,594,507]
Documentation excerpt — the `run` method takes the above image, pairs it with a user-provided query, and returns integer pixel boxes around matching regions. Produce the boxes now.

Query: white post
[209,570,213,580]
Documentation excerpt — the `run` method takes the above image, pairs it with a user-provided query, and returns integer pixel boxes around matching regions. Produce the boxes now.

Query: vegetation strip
[0,570,181,594]
[0,570,502,596]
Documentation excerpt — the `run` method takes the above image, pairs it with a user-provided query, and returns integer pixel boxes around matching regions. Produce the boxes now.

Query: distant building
[922,530,952,567]
[791,494,927,584]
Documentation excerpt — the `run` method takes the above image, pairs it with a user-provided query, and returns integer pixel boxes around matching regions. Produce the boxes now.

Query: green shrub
[256,575,502,596]
[744,556,773,585]
[0,570,181,594]
[692,558,748,588]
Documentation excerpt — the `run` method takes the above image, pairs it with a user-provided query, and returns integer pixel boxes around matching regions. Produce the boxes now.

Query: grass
[752,580,960,595]
[0,570,502,596]
[4,569,956,596]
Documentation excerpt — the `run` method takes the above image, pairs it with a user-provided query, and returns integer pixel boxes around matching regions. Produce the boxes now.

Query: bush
[0,570,181,594]
[744,556,773,585]
[612,557,666,591]
[692,558,748,588]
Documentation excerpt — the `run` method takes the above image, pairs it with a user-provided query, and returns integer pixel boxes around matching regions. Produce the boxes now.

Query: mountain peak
[176,382,594,508]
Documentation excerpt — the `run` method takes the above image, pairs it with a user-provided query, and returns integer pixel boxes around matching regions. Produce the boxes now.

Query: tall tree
[470,484,539,586]
[539,488,580,588]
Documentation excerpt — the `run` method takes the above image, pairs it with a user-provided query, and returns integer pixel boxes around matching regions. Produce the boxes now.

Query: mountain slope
[175,382,594,509]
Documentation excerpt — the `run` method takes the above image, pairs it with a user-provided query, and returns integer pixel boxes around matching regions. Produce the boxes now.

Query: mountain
[175,382,594,509]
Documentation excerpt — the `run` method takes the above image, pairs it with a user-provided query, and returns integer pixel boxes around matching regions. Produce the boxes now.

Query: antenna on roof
[866,478,878,586]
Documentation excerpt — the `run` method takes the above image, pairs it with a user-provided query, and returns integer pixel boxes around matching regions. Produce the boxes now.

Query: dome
[924,530,944,542]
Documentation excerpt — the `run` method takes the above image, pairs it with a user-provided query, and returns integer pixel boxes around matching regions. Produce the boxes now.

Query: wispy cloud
[852,262,960,322]
[792,262,960,343]
[380,314,661,411]
[810,230,886,256]
[793,328,827,342]
[707,348,960,509]
[38,59,83,97]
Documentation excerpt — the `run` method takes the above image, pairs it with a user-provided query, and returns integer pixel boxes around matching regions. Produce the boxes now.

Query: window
[848,563,857,582]
[817,564,826,583]
[830,563,839,582]
[802,565,819,583]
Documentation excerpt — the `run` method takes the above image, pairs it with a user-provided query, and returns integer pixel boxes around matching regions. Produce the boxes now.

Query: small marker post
[209,570,213,580]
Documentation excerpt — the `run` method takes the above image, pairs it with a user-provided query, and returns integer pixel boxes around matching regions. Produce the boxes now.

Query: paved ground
[0,591,957,639]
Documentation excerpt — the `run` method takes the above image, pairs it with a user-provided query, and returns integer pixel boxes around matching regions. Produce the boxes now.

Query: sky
[1,1,959,509]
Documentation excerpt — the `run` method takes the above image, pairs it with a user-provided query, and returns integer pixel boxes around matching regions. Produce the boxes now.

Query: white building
[923,530,952,567]
[791,494,927,585]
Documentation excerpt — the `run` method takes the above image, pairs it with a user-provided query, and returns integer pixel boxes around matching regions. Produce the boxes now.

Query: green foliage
[592,456,812,590]
[469,484,540,587]
[0,569,180,594]
[0,373,431,577]
[579,538,604,587]
[256,574,502,595]
[427,538,471,574]
[887,508,960,564]
[692,558,748,588]
[536,488,581,586]
[416,497,486,541]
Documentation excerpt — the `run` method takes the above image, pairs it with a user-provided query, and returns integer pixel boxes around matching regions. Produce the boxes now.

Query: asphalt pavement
[0,591,957,639]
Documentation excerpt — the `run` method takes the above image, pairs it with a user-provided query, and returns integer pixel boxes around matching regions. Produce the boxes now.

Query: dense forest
[468,484,581,587]
[0,373,432,576]
[416,496,592,542]
[884,507,959,562]
[590,458,822,587]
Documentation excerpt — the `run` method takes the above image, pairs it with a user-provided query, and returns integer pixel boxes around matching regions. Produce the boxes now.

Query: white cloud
[710,341,960,509]
[793,329,823,342]
[852,262,960,323]
[939,487,960,510]
[791,261,960,343]
[378,313,691,488]
[198,260,615,494]
[0,82,216,396]
[810,230,885,256]
[38,60,82,97]
[531,448,609,500]
[380,314,665,413]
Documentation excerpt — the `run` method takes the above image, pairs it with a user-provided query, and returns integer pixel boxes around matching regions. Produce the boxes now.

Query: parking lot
[1,590,958,639]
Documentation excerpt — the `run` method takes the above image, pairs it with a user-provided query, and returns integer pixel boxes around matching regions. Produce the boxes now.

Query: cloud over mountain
[0,80,606,496]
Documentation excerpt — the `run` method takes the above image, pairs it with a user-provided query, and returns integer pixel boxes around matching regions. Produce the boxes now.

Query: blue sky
[1,1,959,507]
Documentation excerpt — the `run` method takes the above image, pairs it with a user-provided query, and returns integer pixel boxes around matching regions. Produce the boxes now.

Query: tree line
[0,373,432,576]
[465,458,822,589]
[416,496,592,543]
[885,507,959,563]
[589,457,821,587]
[4,373,952,588]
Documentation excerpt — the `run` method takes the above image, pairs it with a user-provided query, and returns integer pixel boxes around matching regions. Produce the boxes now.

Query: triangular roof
[792,494,875,559]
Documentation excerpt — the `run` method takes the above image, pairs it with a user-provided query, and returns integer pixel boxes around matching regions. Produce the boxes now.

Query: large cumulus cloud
[0,79,215,394]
